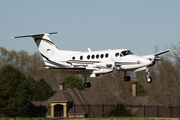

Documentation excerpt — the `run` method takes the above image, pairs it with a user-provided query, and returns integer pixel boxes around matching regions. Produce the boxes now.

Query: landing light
[115,62,121,67]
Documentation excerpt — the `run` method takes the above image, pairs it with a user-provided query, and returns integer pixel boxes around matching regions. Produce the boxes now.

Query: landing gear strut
[146,67,152,83]
[84,77,91,88]
[124,71,131,82]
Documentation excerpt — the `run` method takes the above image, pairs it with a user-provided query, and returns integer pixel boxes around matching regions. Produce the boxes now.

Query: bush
[106,103,132,117]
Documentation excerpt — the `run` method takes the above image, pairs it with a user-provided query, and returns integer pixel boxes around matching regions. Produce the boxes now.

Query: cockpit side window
[121,50,133,56]
[115,53,119,57]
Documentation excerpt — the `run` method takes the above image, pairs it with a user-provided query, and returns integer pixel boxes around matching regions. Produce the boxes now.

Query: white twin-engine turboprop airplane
[13,32,170,88]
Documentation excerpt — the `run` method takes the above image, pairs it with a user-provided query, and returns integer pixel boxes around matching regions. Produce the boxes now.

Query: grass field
[0,117,180,120]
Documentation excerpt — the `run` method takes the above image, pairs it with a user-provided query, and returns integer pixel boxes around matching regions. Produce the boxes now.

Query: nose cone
[131,55,151,65]
[121,55,152,69]
[140,57,152,65]
[132,55,152,70]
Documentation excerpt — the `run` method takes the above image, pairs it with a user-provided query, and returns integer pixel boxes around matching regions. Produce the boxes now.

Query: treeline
[0,47,67,91]
[0,65,55,116]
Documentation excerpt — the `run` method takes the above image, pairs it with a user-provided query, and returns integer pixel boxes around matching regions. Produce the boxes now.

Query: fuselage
[51,49,152,72]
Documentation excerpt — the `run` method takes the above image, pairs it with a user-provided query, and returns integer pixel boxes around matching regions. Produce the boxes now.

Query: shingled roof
[47,90,73,102]
[125,96,160,106]
[124,96,160,117]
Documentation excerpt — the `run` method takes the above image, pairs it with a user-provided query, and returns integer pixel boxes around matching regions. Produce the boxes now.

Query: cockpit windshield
[121,50,133,56]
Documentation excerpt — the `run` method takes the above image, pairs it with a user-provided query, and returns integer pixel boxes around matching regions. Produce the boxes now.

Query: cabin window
[87,55,90,59]
[72,56,75,60]
[96,54,99,59]
[100,54,104,58]
[105,53,109,58]
[80,55,83,60]
[115,53,119,57]
[91,55,95,59]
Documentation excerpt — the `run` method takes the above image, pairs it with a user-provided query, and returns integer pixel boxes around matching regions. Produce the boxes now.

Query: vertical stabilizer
[13,32,59,65]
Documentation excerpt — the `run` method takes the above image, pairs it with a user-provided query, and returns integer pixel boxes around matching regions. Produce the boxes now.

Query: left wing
[39,60,114,76]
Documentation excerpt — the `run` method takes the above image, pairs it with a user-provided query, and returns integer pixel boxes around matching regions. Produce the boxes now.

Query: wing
[143,49,171,62]
[39,60,114,76]
[154,49,171,56]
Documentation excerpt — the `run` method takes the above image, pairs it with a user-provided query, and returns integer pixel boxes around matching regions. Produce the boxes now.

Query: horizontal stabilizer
[11,32,57,39]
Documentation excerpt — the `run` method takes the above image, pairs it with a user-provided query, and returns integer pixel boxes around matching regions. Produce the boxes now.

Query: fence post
[179,106,180,118]
[157,105,159,117]
[15,108,16,120]
[88,104,90,118]
[117,104,119,117]
[102,104,104,117]
[30,105,31,120]
[171,106,172,118]
[144,105,145,117]
[44,109,46,120]
[130,104,132,117]
[74,104,75,118]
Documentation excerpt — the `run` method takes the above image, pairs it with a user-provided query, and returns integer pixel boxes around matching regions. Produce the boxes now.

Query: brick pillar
[132,81,137,96]
[59,82,64,91]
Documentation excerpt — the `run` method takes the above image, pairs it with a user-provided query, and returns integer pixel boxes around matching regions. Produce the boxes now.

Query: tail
[12,32,60,65]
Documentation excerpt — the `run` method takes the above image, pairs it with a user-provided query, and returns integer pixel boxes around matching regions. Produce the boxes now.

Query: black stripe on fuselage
[120,62,139,65]
[40,53,63,67]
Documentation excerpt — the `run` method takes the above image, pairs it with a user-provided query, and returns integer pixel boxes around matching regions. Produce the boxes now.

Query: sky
[0,0,180,56]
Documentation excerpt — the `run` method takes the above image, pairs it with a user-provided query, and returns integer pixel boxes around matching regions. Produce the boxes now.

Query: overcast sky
[0,0,179,56]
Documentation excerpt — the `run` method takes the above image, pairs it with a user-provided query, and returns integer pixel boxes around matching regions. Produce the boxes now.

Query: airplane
[12,32,170,88]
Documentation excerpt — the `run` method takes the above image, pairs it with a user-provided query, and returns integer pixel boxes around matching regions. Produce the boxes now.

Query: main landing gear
[124,72,131,82]
[84,77,91,88]
[146,67,152,83]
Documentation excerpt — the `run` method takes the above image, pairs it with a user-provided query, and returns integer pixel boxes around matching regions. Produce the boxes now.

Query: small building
[31,82,163,118]
[31,88,88,118]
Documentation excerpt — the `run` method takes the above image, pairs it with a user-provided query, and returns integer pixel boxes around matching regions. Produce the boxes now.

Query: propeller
[155,45,160,64]
[146,48,170,66]
[152,48,170,65]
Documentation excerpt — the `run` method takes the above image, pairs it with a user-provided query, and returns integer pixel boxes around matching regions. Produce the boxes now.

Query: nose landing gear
[146,67,152,83]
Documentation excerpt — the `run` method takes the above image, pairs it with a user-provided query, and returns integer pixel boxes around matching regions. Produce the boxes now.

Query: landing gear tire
[84,82,91,88]
[124,76,131,82]
[146,76,152,83]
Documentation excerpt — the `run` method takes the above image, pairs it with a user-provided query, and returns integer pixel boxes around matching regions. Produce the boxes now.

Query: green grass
[64,117,155,120]
[0,117,180,120]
